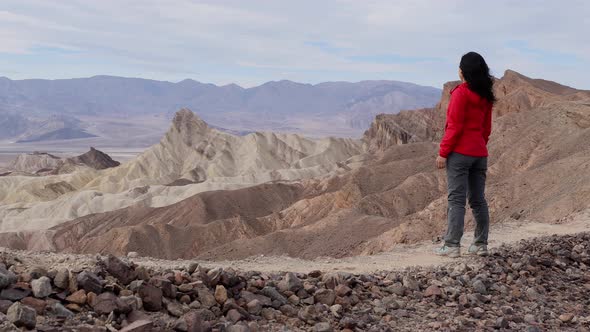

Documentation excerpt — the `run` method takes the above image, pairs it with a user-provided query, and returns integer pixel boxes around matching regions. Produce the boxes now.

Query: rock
[67,270,78,294]
[559,313,574,323]
[279,304,298,317]
[180,295,191,304]
[136,267,151,281]
[31,276,52,298]
[501,306,514,314]
[470,307,485,318]
[314,322,332,332]
[20,297,46,315]
[173,317,188,331]
[314,289,336,306]
[65,303,82,312]
[105,255,137,285]
[46,302,74,318]
[127,252,140,258]
[53,269,69,289]
[322,273,343,289]
[472,280,487,295]
[92,292,119,315]
[247,300,262,315]
[298,305,319,323]
[119,319,154,332]
[120,295,143,311]
[149,278,175,298]
[77,271,103,294]
[226,308,243,323]
[183,311,210,332]
[0,267,17,289]
[260,286,288,305]
[7,302,36,329]
[387,283,406,296]
[196,287,217,308]
[424,285,442,297]
[0,286,31,301]
[495,317,509,329]
[207,268,222,287]
[226,324,249,332]
[526,287,540,300]
[524,314,536,324]
[214,285,227,304]
[402,276,420,291]
[178,283,194,293]
[127,309,150,323]
[287,294,300,305]
[330,304,343,317]
[278,272,303,292]
[187,262,199,274]
[0,300,13,314]
[138,284,162,312]
[167,301,186,317]
[129,280,144,293]
[67,289,87,305]
[241,291,272,307]
[87,291,97,306]
[335,284,352,297]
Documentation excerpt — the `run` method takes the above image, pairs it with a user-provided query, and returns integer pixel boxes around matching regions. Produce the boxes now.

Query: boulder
[6,302,36,329]
[138,284,162,312]
[104,255,137,285]
[77,271,103,294]
[31,276,52,298]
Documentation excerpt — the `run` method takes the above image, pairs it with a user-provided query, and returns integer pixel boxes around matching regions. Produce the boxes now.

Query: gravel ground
[1,232,589,331]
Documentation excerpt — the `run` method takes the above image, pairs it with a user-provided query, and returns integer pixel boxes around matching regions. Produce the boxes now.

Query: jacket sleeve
[483,105,492,144]
[439,87,468,158]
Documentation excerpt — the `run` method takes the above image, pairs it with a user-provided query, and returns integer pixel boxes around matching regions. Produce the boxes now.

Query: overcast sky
[1,0,588,89]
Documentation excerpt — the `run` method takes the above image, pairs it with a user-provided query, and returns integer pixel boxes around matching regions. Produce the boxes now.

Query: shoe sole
[467,250,488,256]
[436,251,460,258]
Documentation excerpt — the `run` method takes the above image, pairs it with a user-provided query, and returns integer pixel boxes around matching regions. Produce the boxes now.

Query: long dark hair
[459,52,496,104]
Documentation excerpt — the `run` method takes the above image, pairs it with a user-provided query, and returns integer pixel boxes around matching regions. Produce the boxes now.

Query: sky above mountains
[1,0,588,89]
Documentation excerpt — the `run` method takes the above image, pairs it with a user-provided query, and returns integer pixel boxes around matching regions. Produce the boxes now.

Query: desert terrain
[1,70,589,331]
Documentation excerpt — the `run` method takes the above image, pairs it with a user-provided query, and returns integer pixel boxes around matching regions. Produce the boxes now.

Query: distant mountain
[0,76,440,142]
[5,147,119,175]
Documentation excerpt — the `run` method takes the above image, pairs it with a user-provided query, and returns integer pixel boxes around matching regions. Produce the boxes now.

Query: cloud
[0,0,588,88]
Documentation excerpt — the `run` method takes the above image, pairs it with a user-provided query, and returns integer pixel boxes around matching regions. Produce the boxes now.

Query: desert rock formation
[0,110,363,232]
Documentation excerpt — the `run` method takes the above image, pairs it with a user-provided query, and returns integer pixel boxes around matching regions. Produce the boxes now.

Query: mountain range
[0,76,440,146]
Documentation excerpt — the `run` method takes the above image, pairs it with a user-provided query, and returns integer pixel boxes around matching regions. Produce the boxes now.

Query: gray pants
[444,152,489,247]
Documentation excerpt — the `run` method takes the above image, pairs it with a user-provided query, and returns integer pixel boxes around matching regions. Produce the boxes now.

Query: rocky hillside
[363,69,590,154]
[0,232,588,331]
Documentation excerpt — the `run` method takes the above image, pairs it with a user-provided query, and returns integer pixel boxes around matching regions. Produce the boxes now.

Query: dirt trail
[137,208,590,273]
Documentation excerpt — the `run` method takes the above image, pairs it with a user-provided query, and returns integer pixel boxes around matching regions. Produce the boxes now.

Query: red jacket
[439,83,493,158]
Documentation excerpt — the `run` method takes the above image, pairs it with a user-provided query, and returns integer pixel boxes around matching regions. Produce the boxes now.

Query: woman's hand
[436,156,447,169]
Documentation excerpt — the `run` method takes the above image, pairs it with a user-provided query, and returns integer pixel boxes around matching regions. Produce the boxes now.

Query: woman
[435,51,495,258]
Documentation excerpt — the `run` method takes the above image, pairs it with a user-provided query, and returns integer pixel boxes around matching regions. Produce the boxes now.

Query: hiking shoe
[434,245,460,258]
[467,243,488,256]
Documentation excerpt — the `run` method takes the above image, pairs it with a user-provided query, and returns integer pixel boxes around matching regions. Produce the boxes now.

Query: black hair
[459,52,496,104]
